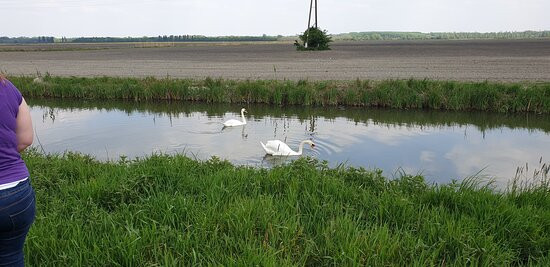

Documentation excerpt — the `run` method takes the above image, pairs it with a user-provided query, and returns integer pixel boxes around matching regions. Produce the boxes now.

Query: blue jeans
[0,179,36,267]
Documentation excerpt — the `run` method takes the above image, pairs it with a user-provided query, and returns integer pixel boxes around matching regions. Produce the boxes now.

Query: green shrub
[294,27,332,51]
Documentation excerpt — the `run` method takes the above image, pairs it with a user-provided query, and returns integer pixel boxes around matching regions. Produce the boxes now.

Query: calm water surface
[29,99,550,185]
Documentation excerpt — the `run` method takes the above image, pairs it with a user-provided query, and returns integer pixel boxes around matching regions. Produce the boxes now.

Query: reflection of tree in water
[28,98,550,134]
[271,117,292,139]
[309,115,316,133]
[241,126,248,140]
[42,107,57,123]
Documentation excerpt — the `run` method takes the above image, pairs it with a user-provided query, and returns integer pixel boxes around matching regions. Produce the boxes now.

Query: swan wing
[265,140,285,151]
[265,140,295,156]
[260,142,277,155]
[223,119,245,127]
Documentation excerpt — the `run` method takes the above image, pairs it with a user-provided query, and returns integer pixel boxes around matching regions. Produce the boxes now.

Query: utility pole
[307,0,318,29]
[305,0,318,48]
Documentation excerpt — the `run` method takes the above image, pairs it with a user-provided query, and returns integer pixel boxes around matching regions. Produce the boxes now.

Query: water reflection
[28,98,550,185]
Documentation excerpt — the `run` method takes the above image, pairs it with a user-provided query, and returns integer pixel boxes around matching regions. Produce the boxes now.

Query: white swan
[223,108,247,127]
[260,140,315,156]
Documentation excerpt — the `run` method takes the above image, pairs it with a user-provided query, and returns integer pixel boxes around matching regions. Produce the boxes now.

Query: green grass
[23,150,550,266]
[10,76,550,113]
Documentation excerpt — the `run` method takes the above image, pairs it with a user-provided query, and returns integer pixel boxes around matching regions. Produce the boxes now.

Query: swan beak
[311,144,316,148]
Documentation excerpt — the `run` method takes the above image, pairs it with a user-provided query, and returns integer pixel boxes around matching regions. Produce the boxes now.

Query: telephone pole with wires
[305,0,318,48]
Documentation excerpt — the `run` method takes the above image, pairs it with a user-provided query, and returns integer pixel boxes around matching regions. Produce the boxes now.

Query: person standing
[0,74,35,266]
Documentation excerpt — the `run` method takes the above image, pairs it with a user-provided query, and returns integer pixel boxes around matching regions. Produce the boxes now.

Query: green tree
[294,27,332,51]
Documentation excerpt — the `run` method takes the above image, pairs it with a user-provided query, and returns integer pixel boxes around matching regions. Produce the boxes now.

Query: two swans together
[223,108,316,156]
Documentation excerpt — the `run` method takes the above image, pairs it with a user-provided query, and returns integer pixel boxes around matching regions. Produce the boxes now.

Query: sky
[1,0,549,37]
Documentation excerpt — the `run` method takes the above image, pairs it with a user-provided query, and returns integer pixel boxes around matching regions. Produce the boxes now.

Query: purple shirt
[0,79,29,184]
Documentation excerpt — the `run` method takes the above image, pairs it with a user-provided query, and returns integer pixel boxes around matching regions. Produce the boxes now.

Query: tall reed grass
[23,150,550,265]
[11,76,550,113]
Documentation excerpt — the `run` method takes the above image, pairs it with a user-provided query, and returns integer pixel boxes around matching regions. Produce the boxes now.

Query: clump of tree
[294,27,332,51]
[70,35,277,43]
[0,35,278,44]
[0,36,54,44]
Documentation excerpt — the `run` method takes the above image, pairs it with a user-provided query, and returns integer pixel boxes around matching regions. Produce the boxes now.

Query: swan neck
[297,141,306,155]
[241,110,246,124]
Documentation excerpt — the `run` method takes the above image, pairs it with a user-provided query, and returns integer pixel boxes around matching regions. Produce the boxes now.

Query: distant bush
[294,27,332,51]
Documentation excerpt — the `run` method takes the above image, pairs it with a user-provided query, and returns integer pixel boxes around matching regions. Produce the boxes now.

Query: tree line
[2,31,549,44]
[333,31,550,41]
[70,35,278,43]
[0,36,55,44]
[0,35,278,44]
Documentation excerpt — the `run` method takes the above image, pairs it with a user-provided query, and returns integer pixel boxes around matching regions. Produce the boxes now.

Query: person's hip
[0,179,36,233]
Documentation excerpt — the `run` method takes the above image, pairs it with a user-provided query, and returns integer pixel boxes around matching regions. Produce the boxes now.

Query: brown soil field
[1,40,549,81]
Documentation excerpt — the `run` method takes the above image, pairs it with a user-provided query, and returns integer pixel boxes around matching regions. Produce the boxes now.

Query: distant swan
[223,108,247,127]
[260,140,315,156]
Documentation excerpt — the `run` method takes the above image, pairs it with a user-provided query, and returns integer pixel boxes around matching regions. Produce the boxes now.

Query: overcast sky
[1,0,549,37]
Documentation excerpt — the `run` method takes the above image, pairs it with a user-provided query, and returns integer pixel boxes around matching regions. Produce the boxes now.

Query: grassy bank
[23,151,550,265]
[11,76,550,113]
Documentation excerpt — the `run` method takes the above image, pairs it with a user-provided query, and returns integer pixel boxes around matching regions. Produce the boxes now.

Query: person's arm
[16,98,33,152]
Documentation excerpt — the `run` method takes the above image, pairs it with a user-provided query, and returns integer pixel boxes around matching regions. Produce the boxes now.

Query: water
[29,98,550,185]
